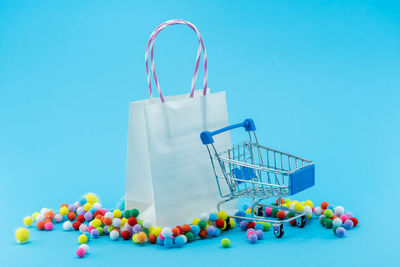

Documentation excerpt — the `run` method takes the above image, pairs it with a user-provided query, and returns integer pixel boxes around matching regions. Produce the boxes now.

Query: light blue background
[1,1,399,266]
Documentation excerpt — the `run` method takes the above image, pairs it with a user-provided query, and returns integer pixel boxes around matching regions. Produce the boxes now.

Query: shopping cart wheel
[297,215,306,228]
[273,224,284,238]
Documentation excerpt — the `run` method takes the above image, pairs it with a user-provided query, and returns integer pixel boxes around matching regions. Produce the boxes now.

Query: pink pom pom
[44,222,53,231]
[340,215,349,223]
[264,207,272,217]
[76,247,86,258]
[87,226,94,233]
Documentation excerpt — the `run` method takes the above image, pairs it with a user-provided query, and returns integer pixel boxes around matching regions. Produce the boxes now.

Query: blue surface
[1,0,400,266]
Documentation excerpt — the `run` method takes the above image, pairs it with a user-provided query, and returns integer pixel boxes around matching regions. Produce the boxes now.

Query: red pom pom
[277,210,286,220]
[72,221,81,230]
[215,219,225,229]
[330,215,337,220]
[128,217,137,226]
[37,221,45,230]
[321,201,329,210]
[60,203,68,208]
[350,217,358,227]
[67,212,76,221]
[121,230,131,240]
[149,234,157,244]
[176,225,183,234]
[76,215,85,223]
[103,217,112,226]
[247,221,256,229]
[172,227,181,236]
[182,224,191,233]
[93,210,102,218]
[198,229,207,239]
[289,220,297,226]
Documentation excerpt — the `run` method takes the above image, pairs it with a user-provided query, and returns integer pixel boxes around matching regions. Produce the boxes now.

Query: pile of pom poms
[314,201,359,238]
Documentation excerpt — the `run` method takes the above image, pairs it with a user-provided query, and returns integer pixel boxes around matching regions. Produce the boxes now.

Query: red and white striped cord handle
[145,19,208,103]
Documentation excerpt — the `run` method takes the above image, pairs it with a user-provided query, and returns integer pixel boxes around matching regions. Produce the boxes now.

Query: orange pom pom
[45,211,54,220]
[277,210,286,220]
[276,198,284,205]
[172,227,181,236]
[37,221,45,230]
[103,217,112,226]
[148,234,157,244]
[60,204,68,208]
[67,212,76,221]
[321,201,329,210]
[182,224,191,233]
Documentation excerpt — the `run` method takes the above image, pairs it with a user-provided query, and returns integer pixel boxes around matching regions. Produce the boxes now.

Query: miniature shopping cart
[201,119,315,238]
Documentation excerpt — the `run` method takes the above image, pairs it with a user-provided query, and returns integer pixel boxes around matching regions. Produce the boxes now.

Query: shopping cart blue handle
[200,119,256,145]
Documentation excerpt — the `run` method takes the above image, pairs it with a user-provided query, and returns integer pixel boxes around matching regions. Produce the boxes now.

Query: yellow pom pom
[222,221,227,230]
[92,218,101,228]
[59,206,69,216]
[304,200,313,208]
[148,226,154,233]
[284,198,291,204]
[218,210,228,221]
[132,234,138,243]
[245,208,251,214]
[292,200,299,204]
[84,193,99,204]
[78,234,88,244]
[151,226,162,237]
[294,203,304,212]
[307,213,313,219]
[121,218,128,226]
[23,216,33,226]
[229,218,236,228]
[83,203,92,211]
[15,227,29,243]
[192,218,200,225]
[113,209,122,218]
[32,212,40,221]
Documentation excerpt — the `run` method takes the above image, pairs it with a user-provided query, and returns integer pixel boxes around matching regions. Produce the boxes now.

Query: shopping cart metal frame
[201,119,315,238]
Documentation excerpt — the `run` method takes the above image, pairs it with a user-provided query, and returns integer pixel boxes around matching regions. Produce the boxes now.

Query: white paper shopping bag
[125,19,235,227]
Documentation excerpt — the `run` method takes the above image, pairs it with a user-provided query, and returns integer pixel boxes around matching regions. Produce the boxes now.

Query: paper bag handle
[145,19,208,103]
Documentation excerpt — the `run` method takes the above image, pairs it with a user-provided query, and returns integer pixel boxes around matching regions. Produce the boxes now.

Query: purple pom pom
[69,204,77,213]
[336,226,346,237]
[343,220,354,229]
[247,233,258,243]
[91,229,100,238]
[344,212,353,218]
[133,224,142,233]
[255,230,264,240]
[206,226,216,236]
[84,211,93,221]
[77,207,85,216]
[240,221,248,230]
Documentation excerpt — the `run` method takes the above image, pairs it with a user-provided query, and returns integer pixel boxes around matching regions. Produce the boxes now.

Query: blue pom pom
[174,236,185,247]
[83,232,90,240]
[254,222,264,231]
[157,237,164,245]
[89,208,97,213]
[164,237,173,248]
[79,197,87,205]
[213,228,221,237]
[191,225,200,235]
[206,226,216,236]
[209,213,218,222]
[234,211,246,222]
[327,205,335,211]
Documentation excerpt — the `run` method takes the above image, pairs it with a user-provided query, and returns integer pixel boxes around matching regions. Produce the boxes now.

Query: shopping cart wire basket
[201,118,315,238]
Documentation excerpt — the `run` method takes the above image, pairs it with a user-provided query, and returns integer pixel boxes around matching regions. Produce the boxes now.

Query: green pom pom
[198,220,206,230]
[124,210,131,218]
[262,222,271,231]
[333,226,339,234]
[270,202,277,206]
[137,219,143,226]
[143,228,149,235]
[287,211,295,218]
[131,209,139,217]
[221,238,231,248]
[185,232,194,242]
[324,209,333,218]
[324,218,333,228]
[97,227,104,236]
[271,208,279,217]
[107,225,114,232]
[320,217,326,225]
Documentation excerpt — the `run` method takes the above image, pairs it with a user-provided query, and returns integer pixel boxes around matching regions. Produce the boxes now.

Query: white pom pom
[314,207,322,216]
[162,227,172,238]
[199,213,209,222]
[303,206,312,216]
[79,244,90,253]
[63,221,72,231]
[104,212,114,219]
[35,214,45,222]
[181,234,187,243]
[54,214,63,223]
[333,218,342,227]
[110,230,119,240]
[142,220,152,229]
[112,218,121,228]
[334,206,345,217]
[40,208,49,216]
[93,202,102,210]
[290,203,296,210]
